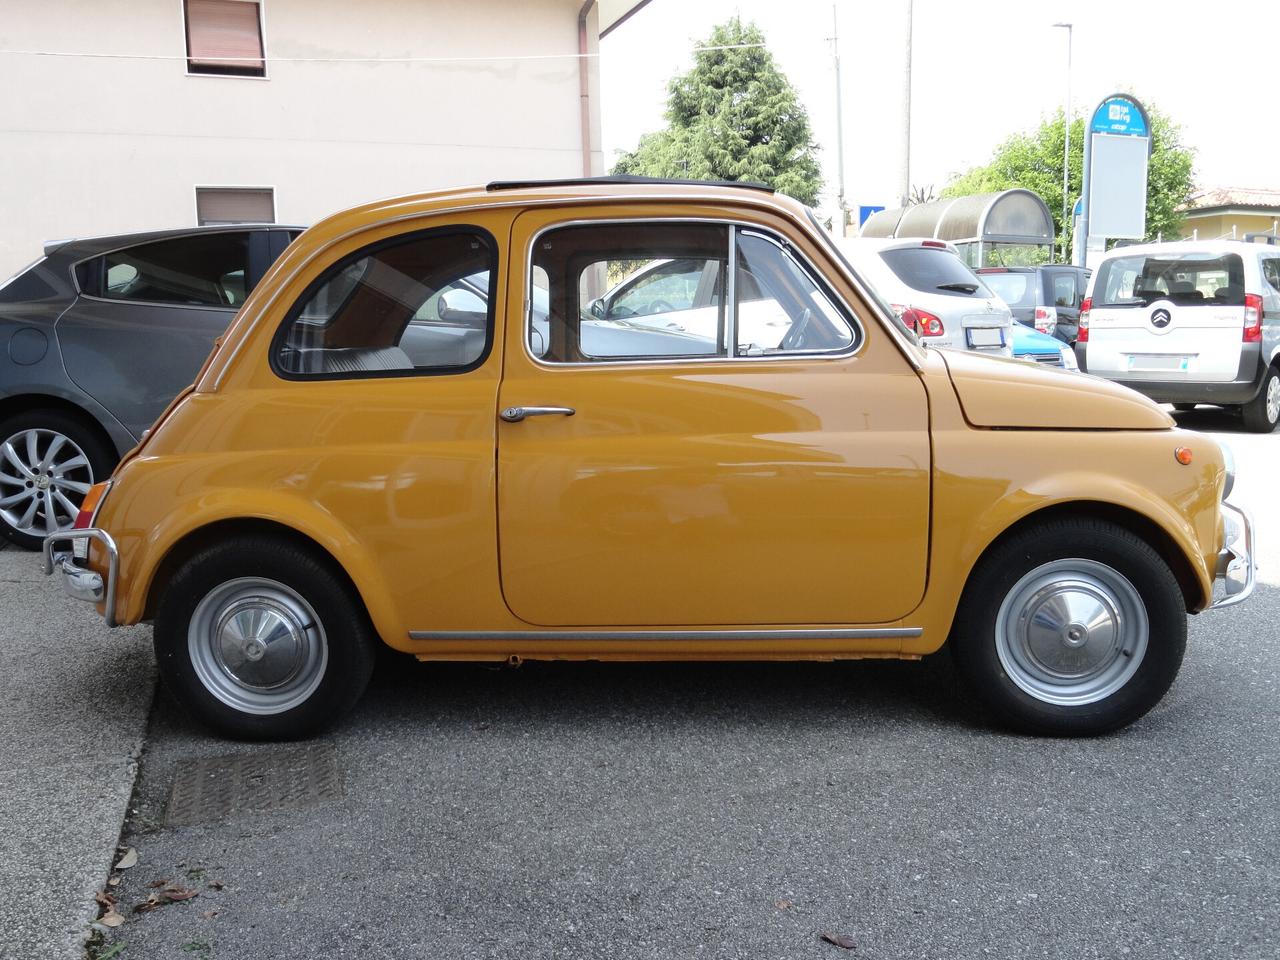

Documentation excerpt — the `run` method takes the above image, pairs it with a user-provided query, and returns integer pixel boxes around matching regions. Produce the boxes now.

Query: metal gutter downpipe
[579,1,596,176]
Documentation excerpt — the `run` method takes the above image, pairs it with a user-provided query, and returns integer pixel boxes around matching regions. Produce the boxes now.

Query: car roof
[1096,239,1279,261]
[43,223,304,259]
[836,236,961,255]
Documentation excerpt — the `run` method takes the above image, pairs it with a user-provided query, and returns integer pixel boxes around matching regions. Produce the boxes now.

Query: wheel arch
[0,392,129,462]
[961,500,1205,616]
[140,517,389,643]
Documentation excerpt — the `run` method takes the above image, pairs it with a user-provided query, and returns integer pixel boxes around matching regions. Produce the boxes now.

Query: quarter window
[1262,258,1280,293]
[530,222,856,363]
[185,0,266,78]
[275,229,495,378]
[86,232,251,307]
[1050,273,1078,308]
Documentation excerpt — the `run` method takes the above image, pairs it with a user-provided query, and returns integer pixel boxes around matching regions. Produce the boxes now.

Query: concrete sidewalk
[0,545,154,960]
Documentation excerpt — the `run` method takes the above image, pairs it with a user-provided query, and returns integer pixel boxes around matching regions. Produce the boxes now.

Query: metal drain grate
[165,745,343,827]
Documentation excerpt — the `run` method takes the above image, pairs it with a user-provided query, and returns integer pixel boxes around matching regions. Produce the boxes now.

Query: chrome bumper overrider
[1211,502,1254,609]
[42,528,119,627]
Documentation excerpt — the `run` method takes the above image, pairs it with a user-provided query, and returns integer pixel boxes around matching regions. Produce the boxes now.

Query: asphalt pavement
[2,405,1276,960]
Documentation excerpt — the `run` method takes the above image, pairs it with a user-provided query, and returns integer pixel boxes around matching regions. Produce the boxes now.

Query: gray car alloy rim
[1266,374,1280,424]
[188,578,329,716]
[0,428,94,537]
[994,559,1148,707]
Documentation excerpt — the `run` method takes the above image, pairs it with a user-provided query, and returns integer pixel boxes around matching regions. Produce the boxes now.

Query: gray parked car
[0,224,299,548]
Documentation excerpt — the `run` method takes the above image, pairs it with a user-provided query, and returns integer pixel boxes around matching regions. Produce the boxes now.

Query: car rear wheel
[155,536,377,740]
[0,410,115,550]
[1240,366,1280,433]
[950,518,1186,736]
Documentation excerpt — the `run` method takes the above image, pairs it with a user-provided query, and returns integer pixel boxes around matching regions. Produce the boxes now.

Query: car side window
[1262,258,1280,293]
[274,228,496,378]
[530,221,856,363]
[734,231,855,356]
[87,233,252,307]
[1051,273,1077,308]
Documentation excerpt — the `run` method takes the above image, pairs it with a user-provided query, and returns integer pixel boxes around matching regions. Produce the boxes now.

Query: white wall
[0,0,603,278]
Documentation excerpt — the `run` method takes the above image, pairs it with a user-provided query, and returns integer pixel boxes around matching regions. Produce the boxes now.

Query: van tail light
[1078,297,1091,343]
[1243,293,1263,342]
[1033,305,1057,334]
[73,481,111,530]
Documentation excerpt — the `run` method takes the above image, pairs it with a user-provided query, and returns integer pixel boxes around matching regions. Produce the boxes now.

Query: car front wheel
[155,536,377,740]
[951,518,1186,736]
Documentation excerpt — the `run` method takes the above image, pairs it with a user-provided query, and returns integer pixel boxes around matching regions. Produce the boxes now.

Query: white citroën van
[1077,239,1280,432]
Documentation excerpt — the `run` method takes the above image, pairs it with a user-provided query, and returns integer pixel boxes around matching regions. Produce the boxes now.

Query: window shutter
[186,0,264,75]
[196,188,275,225]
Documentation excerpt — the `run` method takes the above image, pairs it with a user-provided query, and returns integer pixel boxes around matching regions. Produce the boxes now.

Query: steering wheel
[645,299,675,315]
[780,307,813,351]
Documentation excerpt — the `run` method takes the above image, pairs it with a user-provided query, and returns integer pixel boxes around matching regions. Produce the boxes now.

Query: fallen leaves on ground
[114,848,138,870]
[94,890,125,928]
[207,879,225,891]
[820,931,857,950]
[134,883,200,913]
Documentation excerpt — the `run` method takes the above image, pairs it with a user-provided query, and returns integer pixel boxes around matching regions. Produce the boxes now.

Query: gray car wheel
[1241,366,1280,434]
[0,410,115,550]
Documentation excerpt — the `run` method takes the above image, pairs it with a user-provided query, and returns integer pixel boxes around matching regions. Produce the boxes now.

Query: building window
[185,0,265,78]
[196,187,275,225]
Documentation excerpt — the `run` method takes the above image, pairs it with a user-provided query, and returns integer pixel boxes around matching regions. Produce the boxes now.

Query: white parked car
[1078,240,1280,432]
[834,238,1013,357]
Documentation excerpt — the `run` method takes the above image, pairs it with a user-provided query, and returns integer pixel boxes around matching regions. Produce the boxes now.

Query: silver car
[0,224,298,547]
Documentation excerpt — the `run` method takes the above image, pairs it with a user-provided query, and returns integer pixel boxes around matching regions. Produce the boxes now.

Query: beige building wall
[0,0,603,278]
[1179,212,1280,241]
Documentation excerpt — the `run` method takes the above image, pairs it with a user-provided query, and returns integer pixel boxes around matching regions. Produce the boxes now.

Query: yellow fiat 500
[44,179,1253,740]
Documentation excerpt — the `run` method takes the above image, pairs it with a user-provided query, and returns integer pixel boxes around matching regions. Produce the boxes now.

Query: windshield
[1094,252,1245,307]
[879,247,996,298]
[979,271,1034,307]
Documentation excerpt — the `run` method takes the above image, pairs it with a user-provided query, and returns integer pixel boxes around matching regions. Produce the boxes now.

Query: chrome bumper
[41,528,119,627]
[1210,501,1254,609]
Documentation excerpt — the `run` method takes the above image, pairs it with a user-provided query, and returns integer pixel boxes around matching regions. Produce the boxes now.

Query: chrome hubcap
[189,578,328,715]
[1266,375,1279,424]
[995,559,1148,706]
[0,428,94,537]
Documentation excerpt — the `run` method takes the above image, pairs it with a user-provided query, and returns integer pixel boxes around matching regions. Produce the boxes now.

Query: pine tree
[611,19,823,206]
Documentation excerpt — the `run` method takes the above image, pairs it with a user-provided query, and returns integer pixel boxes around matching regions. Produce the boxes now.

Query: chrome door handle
[499,405,576,423]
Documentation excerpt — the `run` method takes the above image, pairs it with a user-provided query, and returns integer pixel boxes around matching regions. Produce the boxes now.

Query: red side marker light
[1174,447,1193,466]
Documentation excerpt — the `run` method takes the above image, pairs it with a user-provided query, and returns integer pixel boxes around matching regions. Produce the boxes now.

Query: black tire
[1171,403,1197,412]
[0,408,116,550]
[1240,365,1280,434]
[154,535,377,740]
[950,518,1186,737]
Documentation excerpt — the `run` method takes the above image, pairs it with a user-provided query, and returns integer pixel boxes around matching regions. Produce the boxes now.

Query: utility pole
[1053,22,1073,262]
[831,5,847,234]
[901,0,913,208]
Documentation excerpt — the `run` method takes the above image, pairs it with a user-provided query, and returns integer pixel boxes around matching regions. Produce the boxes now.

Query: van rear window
[1094,253,1244,307]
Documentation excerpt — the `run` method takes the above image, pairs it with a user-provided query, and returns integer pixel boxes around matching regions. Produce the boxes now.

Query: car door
[495,211,932,628]
[57,230,255,438]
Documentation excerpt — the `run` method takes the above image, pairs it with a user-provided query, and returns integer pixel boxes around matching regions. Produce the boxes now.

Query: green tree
[942,104,1196,261]
[611,18,823,205]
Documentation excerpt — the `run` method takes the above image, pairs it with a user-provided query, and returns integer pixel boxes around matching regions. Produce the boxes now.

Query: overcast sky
[601,0,1280,218]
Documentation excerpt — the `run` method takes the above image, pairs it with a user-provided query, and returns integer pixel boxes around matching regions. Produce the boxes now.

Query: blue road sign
[1090,96,1149,137]
[859,205,885,226]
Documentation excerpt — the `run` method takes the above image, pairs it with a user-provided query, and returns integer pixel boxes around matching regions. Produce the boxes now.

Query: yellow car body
[45,180,1254,738]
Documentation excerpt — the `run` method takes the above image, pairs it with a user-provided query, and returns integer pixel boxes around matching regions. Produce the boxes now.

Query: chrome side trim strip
[408,627,922,642]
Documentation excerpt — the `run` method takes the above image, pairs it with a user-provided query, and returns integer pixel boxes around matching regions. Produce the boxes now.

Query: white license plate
[966,327,1006,348]
[1127,354,1190,372]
